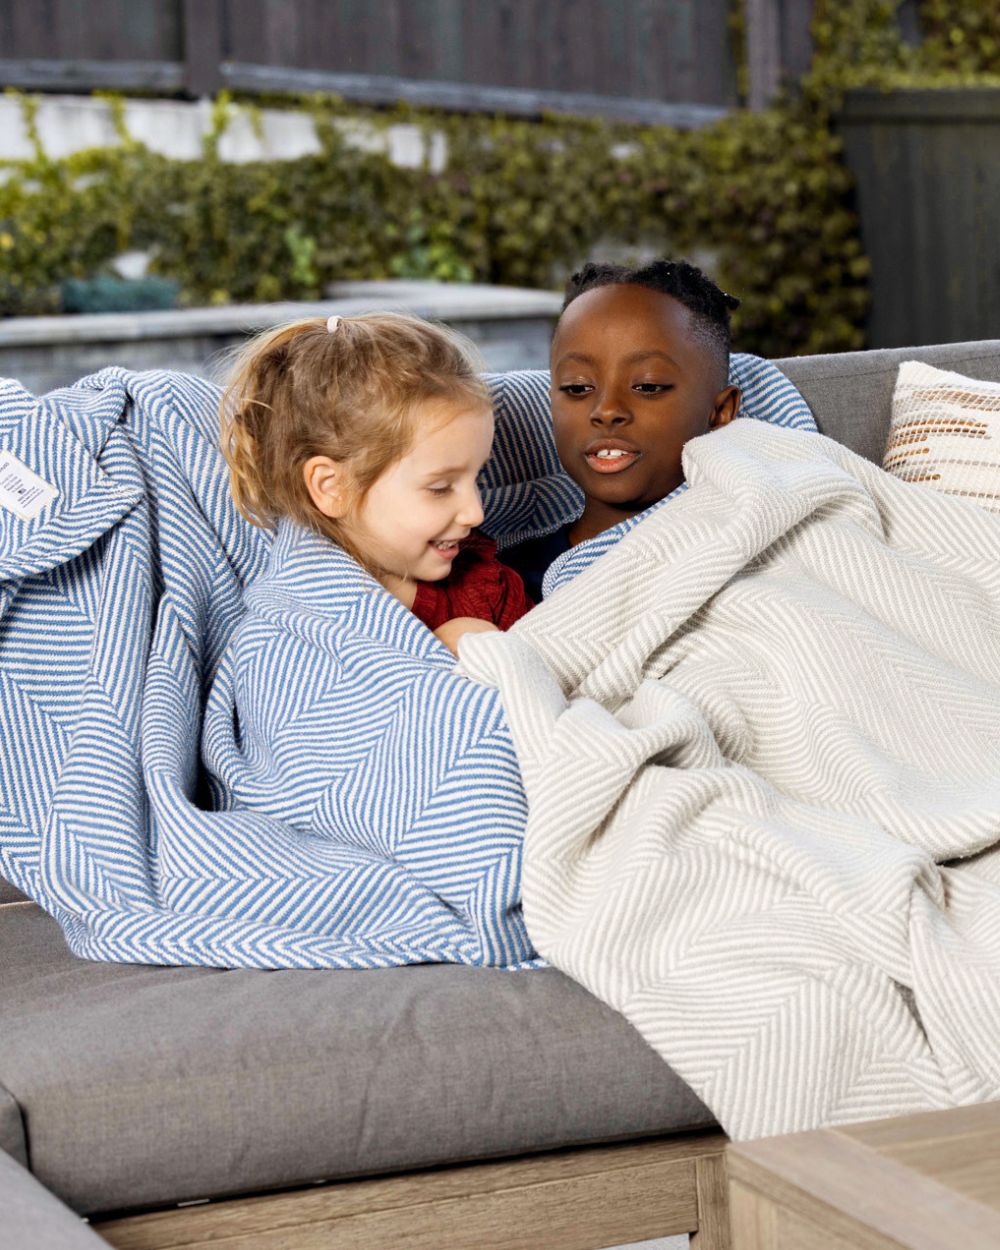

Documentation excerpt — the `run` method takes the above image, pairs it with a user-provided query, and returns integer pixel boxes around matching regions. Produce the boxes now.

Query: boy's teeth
[595,449,627,458]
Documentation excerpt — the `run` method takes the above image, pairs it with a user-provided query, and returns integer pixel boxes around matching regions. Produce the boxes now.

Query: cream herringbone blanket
[460,419,1000,1141]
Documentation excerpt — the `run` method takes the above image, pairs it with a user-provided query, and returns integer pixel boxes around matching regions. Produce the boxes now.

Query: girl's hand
[433,617,500,656]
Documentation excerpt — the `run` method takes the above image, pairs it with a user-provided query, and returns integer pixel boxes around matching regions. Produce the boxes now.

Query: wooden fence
[0,0,817,125]
[837,88,1000,348]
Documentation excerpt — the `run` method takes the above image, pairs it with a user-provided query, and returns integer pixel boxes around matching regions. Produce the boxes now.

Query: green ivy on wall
[807,0,1000,96]
[1,0,997,355]
[0,90,868,356]
[918,0,1000,75]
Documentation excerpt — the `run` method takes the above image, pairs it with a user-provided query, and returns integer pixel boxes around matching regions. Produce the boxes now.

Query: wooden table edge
[729,1125,1000,1250]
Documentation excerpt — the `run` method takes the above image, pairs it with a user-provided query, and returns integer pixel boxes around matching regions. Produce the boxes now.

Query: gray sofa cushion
[776,339,1000,463]
[9,338,998,1222]
[0,1080,26,1165]
[0,904,712,1216]
[0,1151,107,1250]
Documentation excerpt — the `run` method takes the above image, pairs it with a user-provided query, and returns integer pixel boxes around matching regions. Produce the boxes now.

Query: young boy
[500,259,743,601]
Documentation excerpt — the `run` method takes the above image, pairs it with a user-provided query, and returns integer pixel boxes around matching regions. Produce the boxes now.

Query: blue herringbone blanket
[0,358,812,968]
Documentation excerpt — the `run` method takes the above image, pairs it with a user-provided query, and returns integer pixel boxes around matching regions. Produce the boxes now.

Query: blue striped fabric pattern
[201,517,531,967]
[1,353,813,969]
[0,367,530,968]
[480,353,817,595]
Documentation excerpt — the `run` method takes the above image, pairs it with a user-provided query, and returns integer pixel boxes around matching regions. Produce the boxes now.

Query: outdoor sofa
[3,335,999,1250]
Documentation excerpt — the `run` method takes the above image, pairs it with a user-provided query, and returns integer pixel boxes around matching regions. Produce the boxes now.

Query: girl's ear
[709,384,741,430]
[303,456,353,519]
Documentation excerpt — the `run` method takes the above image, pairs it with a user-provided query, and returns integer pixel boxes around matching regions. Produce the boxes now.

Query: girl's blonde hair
[221,312,489,560]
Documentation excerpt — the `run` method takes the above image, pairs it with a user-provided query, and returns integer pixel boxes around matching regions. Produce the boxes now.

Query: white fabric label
[0,452,60,521]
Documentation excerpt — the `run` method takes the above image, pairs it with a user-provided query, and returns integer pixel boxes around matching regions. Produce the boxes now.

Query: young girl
[204,311,535,968]
[222,313,532,650]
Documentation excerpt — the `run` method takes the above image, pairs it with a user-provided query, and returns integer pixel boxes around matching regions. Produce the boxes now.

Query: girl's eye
[428,484,452,497]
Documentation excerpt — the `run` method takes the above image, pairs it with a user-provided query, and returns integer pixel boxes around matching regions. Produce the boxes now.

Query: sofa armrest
[0,1150,107,1248]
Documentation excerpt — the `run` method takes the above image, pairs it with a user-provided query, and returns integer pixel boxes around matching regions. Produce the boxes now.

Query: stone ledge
[0,282,561,393]
[0,283,562,347]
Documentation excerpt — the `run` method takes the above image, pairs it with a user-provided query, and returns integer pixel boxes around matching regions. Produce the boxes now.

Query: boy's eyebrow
[554,349,680,369]
[628,350,680,367]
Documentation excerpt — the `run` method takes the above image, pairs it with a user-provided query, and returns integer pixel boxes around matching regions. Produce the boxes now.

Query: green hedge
[808,0,1000,91]
[0,93,868,357]
[1,1,998,355]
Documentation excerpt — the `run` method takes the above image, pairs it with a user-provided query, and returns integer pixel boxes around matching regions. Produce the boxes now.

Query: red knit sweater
[411,532,532,631]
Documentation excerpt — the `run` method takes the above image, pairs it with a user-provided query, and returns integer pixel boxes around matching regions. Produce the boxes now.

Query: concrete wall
[0,282,561,395]
[0,93,446,170]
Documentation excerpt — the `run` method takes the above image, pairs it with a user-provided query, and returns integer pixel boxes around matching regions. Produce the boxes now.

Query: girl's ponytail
[221,321,325,530]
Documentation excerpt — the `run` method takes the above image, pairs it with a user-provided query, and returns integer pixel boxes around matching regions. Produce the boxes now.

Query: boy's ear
[303,455,353,519]
[709,385,741,430]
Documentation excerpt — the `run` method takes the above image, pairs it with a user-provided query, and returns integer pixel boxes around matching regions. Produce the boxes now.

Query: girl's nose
[456,484,485,529]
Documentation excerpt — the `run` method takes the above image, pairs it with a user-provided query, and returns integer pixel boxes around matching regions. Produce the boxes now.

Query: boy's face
[550,284,739,536]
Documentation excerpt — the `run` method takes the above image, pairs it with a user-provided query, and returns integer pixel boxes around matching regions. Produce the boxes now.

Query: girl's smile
[430,538,463,560]
[336,400,494,605]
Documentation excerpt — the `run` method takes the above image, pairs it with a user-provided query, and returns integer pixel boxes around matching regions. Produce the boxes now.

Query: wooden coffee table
[727,1101,1000,1249]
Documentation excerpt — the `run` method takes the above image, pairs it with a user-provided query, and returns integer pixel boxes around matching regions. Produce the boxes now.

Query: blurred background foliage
[807,0,1000,90]
[1,0,997,355]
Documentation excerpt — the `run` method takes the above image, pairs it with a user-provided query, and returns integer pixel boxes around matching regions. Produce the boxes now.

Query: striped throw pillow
[883,360,1000,514]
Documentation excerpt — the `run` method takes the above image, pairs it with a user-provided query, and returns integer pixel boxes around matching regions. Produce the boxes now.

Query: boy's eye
[633,382,673,394]
[558,383,593,396]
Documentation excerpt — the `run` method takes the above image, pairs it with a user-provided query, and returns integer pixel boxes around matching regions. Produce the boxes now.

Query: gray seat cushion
[776,339,1000,464]
[0,878,27,904]
[0,1150,107,1250]
[0,904,712,1216]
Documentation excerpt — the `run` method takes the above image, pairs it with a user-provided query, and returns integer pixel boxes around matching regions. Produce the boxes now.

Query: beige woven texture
[884,359,1000,512]
[462,420,1000,1143]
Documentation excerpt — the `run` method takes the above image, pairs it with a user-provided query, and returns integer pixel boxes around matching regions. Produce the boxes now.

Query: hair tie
[326,315,342,333]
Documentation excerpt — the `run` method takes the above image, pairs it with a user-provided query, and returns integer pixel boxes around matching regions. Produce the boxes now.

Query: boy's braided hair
[562,259,740,382]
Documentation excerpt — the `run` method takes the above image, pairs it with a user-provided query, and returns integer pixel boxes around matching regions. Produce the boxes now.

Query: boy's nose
[591,391,632,427]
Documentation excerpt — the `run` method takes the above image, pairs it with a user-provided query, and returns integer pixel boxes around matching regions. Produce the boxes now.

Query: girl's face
[340,400,494,600]
[550,284,739,540]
